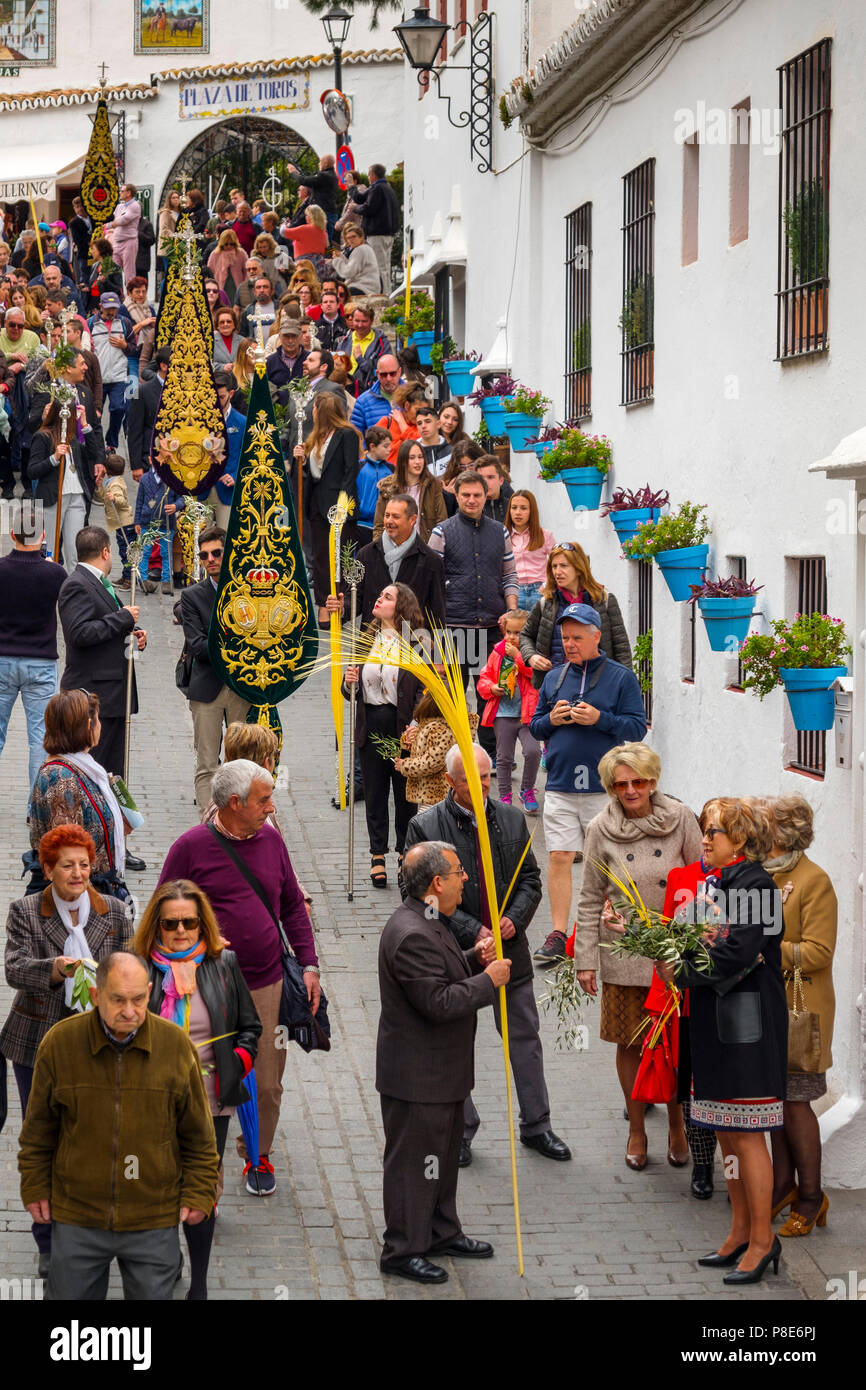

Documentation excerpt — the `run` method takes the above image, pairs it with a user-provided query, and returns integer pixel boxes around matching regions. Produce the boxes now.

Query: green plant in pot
[428,335,455,377]
[504,386,552,417]
[783,177,828,351]
[618,272,654,349]
[538,429,612,481]
[739,613,851,730]
[622,502,709,561]
[380,290,435,339]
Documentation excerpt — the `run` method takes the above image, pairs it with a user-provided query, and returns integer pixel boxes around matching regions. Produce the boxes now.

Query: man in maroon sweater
[159,759,319,1197]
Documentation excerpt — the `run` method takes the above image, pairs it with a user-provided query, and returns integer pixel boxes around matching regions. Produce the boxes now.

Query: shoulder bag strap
[205,823,291,955]
[43,759,115,871]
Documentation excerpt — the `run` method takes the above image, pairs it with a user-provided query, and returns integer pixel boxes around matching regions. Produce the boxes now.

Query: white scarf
[53,886,95,1010]
[57,750,126,871]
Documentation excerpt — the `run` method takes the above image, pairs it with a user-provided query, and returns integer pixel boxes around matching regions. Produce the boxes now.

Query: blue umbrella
[237,1067,259,1169]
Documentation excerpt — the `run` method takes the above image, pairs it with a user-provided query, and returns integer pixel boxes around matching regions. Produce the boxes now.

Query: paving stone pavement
[0,576,862,1303]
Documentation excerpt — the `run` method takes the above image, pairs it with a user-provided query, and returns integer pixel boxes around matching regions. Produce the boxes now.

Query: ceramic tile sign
[179,72,310,121]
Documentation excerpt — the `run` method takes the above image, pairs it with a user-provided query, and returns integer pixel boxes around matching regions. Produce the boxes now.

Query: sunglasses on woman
[612,778,650,791]
[158,916,200,931]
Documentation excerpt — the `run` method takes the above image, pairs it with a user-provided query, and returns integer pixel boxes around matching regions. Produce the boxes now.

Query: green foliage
[472,417,490,446]
[633,629,652,694]
[297,0,400,29]
[573,319,591,371]
[621,502,710,562]
[739,613,852,700]
[603,900,714,977]
[70,961,96,1013]
[521,81,534,106]
[369,732,404,762]
[428,335,455,377]
[499,95,513,130]
[380,290,435,337]
[538,957,594,1052]
[618,271,654,348]
[504,385,551,417]
[783,178,828,286]
[538,428,613,480]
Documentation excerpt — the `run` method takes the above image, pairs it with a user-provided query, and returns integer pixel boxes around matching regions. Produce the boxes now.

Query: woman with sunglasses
[655,799,787,1284]
[574,743,703,1172]
[134,879,261,1299]
[519,542,631,685]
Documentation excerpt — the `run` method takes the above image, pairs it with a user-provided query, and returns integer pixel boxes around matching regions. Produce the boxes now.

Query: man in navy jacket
[530,602,647,961]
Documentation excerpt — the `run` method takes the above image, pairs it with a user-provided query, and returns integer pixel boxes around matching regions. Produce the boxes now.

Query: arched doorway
[159,117,321,215]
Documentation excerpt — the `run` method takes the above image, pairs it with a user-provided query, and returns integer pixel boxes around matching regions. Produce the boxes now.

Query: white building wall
[0,0,403,209]
[404,0,865,1177]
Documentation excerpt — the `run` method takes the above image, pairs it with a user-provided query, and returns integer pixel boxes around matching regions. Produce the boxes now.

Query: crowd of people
[0,168,840,1300]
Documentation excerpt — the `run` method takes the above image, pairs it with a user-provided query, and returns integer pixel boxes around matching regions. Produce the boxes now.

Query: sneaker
[244,1156,276,1196]
[499,792,512,804]
[519,787,539,814]
[540,748,547,770]
[533,930,567,966]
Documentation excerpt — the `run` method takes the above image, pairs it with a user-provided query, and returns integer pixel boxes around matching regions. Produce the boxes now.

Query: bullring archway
[159,117,321,216]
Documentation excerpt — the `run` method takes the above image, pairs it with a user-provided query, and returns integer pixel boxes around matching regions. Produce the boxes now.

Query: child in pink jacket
[477,609,542,813]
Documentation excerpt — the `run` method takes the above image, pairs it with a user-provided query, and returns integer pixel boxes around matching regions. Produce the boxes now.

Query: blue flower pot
[654,544,710,601]
[408,330,435,366]
[697,596,757,652]
[778,666,848,731]
[609,507,662,549]
[442,359,477,396]
[558,466,605,512]
[504,412,544,452]
[529,439,556,460]
[480,395,514,435]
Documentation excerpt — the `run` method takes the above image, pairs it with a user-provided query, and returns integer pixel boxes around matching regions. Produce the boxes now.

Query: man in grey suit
[376,841,510,1284]
[283,348,345,458]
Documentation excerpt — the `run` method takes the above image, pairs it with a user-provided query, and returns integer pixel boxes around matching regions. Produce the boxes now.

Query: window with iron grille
[777,39,831,359]
[434,266,451,398]
[621,159,655,405]
[564,202,591,422]
[790,556,828,777]
[727,556,748,689]
[637,562,653,724]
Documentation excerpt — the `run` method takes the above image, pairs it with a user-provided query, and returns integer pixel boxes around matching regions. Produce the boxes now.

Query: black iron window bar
[776,38,831,360]
[792,557,828,777]
[621,159,655,406]
[565,202,591,422]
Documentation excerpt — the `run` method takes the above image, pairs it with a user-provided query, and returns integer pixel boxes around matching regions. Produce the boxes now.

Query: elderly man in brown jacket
[376,840,510,1285]
[19,952,219,1301]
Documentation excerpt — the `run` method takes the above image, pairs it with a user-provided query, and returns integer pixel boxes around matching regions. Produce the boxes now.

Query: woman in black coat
[293,390,362,622]
[343,582,426,887]
[660,798,787,1285]
[134,878,262,1300]
[519,542,631,685]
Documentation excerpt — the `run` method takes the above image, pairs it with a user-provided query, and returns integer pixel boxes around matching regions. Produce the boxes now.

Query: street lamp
[393,5,494,174]
[393,5,448,70]
[321,6,352,153]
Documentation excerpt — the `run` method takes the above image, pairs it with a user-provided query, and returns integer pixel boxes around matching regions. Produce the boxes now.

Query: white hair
[445,742,491,778]
[211,758,273,809]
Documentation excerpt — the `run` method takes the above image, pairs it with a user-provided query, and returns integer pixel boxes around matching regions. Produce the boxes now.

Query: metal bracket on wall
[416,12,493,174]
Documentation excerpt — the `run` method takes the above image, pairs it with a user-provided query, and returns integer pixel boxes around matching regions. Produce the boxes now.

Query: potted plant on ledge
[468,373,518,434]
[527,423,562,461]
[622,501,711,599]
[429,339,483,395]
[503,386,552,452]
[538,427,612,510]
[739,612,851,731]
[380,291,436,362]
[601,484,670,549]
[688,576,763,652]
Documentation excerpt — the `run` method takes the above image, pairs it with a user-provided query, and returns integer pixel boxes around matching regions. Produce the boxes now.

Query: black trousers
[308,505,363,608]
[452,623,501,760]
[182,1113,230,1299]
[358,703,415,855]
[92,714,127,778]
[380,1094,464,1266]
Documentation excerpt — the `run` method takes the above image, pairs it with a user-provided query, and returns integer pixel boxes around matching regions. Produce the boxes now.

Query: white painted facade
[403,0,866,1182]
[0,0,403,214]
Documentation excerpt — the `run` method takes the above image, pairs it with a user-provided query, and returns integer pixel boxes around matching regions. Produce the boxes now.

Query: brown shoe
[161,581,173,595]
[140,579,158,594]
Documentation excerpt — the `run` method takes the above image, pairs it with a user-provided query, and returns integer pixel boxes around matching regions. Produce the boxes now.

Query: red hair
[39,824,97,870]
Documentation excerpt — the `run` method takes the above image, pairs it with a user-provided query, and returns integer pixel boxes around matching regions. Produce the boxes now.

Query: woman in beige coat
[574,743,704,1170]
[766,795,837,1237]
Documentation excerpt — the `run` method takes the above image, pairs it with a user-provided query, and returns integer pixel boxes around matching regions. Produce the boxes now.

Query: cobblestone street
[1,589,863,1303]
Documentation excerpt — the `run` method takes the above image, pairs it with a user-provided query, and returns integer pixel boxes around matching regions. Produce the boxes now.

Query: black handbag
[205,824,331,1052]
[175,645,193,695]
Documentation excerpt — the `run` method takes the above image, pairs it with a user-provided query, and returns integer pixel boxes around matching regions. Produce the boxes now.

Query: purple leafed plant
[600,485,670,516]
[467,372,519,405]
[530,423,565,444]
[445,346,483,363]
[687,576,764,602]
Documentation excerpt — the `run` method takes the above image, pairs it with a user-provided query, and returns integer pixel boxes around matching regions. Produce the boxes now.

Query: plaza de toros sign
[179,73,310,120]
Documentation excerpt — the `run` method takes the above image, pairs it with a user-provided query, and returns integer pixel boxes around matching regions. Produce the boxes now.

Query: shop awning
[0,141,88,202]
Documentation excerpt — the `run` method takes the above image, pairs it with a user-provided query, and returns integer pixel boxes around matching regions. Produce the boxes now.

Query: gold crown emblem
[247,565,279,595]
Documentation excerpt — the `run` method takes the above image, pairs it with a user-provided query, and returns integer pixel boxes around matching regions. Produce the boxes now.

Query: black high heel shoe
[697,1242,748,1268]
[370,855,388,888]
[723,1236,782,1284]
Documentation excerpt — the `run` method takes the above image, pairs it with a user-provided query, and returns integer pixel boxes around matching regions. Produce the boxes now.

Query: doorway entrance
[159,117,321,218]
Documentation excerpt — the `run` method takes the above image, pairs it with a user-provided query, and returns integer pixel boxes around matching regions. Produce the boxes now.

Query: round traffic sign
[336,144,355,189]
